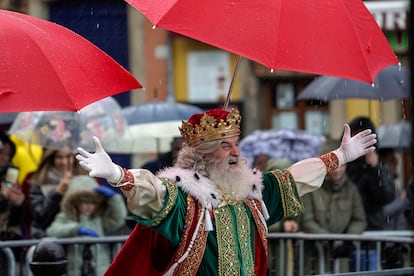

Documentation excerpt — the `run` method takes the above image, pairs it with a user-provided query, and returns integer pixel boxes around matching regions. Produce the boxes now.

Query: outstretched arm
[288,124,376,196]
[76,137,166,219]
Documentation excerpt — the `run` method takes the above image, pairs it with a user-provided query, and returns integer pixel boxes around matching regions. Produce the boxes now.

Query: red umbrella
[125,0,398,84]
[0,10,142,112]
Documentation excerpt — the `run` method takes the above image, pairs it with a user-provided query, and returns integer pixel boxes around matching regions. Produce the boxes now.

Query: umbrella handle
[223,56,241,110]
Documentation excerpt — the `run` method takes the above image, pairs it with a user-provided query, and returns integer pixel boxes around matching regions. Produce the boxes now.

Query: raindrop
[270,69,274,73]
[398,62,402,71]
[96,23,100,29]
[152,25,157,30]
[371,83,375,88]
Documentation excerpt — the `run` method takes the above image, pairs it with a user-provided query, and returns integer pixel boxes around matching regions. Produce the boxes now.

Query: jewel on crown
[179,108,241,147]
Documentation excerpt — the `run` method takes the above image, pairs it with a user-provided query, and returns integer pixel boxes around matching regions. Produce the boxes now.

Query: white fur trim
[158,167,264,209]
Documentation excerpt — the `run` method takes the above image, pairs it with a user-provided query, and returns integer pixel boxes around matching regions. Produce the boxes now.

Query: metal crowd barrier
[0,231,412,275]
[267,231,414,276]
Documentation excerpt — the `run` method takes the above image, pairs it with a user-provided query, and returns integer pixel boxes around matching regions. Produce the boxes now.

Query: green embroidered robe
[134,170,303,276]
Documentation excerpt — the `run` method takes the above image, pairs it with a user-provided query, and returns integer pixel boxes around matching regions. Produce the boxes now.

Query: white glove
[76,136,121,183]
[333,124,377,166]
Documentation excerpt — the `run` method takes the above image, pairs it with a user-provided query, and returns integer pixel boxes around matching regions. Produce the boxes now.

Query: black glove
[333,241,354,258]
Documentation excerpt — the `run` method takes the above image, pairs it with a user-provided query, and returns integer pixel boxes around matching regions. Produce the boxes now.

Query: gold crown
[179,108,241,147]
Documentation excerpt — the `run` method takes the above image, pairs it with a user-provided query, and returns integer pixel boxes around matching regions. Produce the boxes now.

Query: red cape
[105,224,175,276]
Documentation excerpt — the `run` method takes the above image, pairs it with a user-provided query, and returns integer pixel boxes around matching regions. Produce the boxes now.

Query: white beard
[208,156,252,201]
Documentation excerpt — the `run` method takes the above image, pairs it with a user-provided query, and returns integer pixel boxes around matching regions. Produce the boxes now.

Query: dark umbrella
[377,121,411,150]
[297,65,410,101]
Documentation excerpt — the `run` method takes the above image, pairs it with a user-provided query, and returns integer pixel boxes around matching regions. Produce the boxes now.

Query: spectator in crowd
[379,148,408,269]
[142,137,184,174]
[47,175,127,276]
[0,132,28,274]
[25,145,86,238]
[252,153,271,172]
[300,138,367,274]
[345,117,397,271]
[346,117,395,231]
[405,177,414,229]
[380,148,408,231]
[0,131,16,181]
[0,132,27,237]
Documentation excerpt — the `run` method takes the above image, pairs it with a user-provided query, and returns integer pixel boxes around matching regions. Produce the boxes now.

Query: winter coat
[46,175,127,276]
[29,168,65,238]
[300,175,367,273]
[300,175,367,234]
[347,157,396,230]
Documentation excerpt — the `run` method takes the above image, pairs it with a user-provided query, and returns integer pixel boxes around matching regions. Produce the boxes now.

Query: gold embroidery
[179,224,208,275]
[235,203,254,275]
[174,196,208,275]
[147,179,177,227]
[216,205,240,275]
[174,196,195,259]
[271,170,304,218]
[117,167,135,191]
[245,199,268,255]
[218,193,239,207]
[319,152,339,173]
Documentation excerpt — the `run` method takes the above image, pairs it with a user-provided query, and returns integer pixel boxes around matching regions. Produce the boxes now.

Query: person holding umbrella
[76,107,376,275]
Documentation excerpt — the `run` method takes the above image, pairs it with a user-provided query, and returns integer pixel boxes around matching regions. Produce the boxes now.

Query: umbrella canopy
[239,128,326,167]
[0,10,142,112]
[377,121,411,150]
[118,102,204,153]
[297,65,410,101]
[125,0,397,83]
[8,97,129,152]
[121,101,204,125]
[239,128,326,165]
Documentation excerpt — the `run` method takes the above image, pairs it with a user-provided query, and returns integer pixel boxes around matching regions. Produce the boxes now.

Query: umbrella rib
[341,1,377,83]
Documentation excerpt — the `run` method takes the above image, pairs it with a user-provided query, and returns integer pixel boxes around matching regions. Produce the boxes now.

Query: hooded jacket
[47,175,127,276]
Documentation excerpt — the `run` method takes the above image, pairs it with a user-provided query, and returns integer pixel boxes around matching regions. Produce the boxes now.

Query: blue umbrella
[122,101,204,125]
[120,101,204,153]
